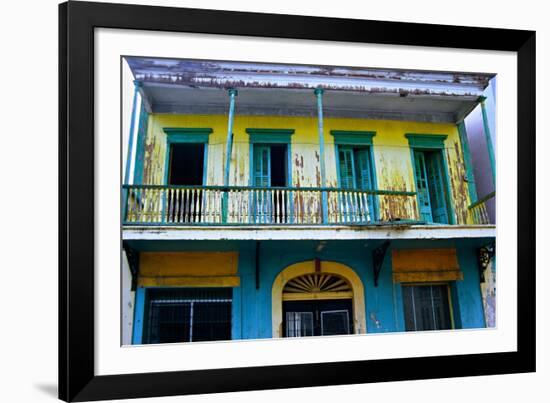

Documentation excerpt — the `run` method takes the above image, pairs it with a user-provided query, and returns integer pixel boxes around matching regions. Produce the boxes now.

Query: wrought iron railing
[468,191,495,225]
[122,185,416,226]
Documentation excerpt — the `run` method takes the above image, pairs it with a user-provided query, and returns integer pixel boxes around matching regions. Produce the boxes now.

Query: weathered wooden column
[123,80,141,223]
[124,80,141,185]
[314,88,329,223]
[222,88,238,222]
[479,96,496,186]
[457,120,477,203]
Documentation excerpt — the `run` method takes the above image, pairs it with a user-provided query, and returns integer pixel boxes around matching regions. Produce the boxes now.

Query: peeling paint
[126,57,492,97]
[140,114,474,225]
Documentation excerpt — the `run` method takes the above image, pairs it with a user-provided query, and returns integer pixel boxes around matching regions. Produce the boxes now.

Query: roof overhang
[126,57,494,124]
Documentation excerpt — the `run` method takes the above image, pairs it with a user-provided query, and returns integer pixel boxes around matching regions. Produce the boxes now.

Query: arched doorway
[271,260,366,338]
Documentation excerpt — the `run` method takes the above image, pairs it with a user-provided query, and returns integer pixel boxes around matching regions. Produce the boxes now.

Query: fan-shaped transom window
[283,273,352,295]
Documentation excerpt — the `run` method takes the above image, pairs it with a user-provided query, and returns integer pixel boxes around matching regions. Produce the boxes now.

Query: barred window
[144,288,232,344]
[402,284,452,331]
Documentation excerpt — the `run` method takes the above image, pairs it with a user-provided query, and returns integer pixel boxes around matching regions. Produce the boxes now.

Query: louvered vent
[283,273,351,294]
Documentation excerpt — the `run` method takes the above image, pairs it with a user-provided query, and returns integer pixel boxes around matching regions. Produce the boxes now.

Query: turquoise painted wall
[130,238,487,343]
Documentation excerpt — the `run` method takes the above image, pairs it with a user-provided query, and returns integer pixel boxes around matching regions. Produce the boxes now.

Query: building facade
[121,58,496,345]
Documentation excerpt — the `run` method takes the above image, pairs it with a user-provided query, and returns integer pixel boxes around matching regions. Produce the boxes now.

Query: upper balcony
[124,185,495,227]
[123,185,417,226]
[122,57,496,240]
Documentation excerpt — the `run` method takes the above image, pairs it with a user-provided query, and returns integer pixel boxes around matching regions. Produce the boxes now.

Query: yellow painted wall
[142,114,473,224]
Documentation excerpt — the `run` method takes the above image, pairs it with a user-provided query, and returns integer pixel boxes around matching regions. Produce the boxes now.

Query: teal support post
[480,97,496,187]
[132,287,146,344]
[222,89,238,222]
[457,121,478,203]
[314,88,328,223]
[124,80,141,185]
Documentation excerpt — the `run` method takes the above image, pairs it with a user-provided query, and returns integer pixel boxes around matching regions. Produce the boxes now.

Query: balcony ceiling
[127,57,494,123]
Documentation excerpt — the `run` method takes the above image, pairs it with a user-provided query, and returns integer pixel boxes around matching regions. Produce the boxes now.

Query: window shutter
[426,152,449,224]
[253,145,271,187]
[354,148,372,190]
[338,147,355,189]
[413,151,433,222]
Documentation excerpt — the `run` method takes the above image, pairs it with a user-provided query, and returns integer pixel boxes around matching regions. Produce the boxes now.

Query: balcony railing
[468,191,495,225]
[122,185,416,226]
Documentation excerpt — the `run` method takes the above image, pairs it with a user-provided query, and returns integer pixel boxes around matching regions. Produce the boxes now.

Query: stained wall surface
[138,114,473,224]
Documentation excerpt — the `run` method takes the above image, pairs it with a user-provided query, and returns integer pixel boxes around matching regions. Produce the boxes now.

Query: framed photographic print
[59,1,535,401]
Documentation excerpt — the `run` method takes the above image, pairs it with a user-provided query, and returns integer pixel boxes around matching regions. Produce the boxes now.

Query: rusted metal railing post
[314,88,329,223]
[222,88,238,222]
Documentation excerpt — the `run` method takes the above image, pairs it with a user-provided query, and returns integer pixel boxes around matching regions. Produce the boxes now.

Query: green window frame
[331,130,378,221]
[162,128,213,186]
[406,134,455,224]
[246,128,294,187]
[247,129,294,223]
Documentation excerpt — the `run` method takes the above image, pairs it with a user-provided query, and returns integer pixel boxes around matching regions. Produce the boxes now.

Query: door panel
[354,148,375,220]
[252,145,271,222]
[338,147,356,189]
[413,150,433,222]
[425,152,449,224]
[338,146,375,222]
[283,299,353,337]
[321,310,350,336]
[253,145,271,187]
[285,312,314,337]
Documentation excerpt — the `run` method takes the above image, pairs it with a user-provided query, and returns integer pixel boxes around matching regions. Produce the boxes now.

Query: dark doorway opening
[169,143,205,185]
[270,144,287,187]
[168,143,205,222]
[283,299,353,337]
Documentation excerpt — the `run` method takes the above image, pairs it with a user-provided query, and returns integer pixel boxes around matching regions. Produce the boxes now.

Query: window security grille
[144,288,232,344]
[285,312,314,337]
[402,284,452,331]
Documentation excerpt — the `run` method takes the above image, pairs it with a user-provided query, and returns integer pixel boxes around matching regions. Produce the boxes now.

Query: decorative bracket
[477,243,495,283]
[122,241,139,291]
[372,241,391,287]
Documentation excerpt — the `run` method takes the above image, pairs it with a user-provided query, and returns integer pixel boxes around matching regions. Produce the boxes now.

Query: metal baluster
[272,189,276,223]
[173,188,179,223]
[344,191,351,223]
[364,193,371,223]
[262,189,267,224]
[353,192,361,223]
[337,191,342,224]
[195,188,199,223]
[357,192,364,223]
[160,188,164,223]
[168,188,173,223]
[239,190,244,224]
[308,191,313,224]
[200,188,206,223]
[152,188,157,222]
[126,188,134,222]
[182,188,187,223]
[281,190,286,224]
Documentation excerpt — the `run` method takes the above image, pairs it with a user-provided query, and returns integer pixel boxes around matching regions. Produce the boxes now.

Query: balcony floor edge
[122,224,496,241]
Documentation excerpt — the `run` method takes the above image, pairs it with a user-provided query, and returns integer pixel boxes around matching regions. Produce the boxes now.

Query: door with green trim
[337,146,375,222]
[425,152,449,224]
[252,145,271,223]
[413,150,449,224]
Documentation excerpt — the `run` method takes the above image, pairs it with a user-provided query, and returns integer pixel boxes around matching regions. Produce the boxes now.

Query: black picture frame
[59,1,536,401]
